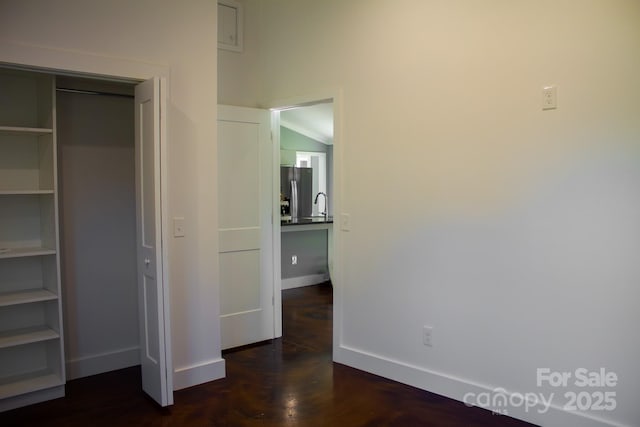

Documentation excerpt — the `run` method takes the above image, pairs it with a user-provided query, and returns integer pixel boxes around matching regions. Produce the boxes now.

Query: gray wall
[57,84,139,379]
[281,229,328,279]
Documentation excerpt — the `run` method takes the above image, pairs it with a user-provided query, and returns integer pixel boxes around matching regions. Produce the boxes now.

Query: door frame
[1,46,174,400]
[268,90,343,351]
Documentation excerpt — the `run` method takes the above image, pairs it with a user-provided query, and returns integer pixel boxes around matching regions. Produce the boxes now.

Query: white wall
[0,0,224,389]
[221,1,640,426]
[217,0,263,106]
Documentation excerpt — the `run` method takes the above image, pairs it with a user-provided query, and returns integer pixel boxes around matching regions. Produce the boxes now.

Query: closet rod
[56,87,134,99]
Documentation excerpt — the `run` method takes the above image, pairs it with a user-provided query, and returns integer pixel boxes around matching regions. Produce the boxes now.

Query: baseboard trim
[173,358,226,391]
[334,345,623,427]
[282,273,329,290]
[66,346,140,380]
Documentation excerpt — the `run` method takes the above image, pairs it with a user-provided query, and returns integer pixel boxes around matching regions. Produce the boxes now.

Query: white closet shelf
[0,326,60,349]
[0,247,56,260]
[0,190,54,195]
[0,69,63,410]
[0,371,62,400]
[0,126,53,135]
[0,289,58,307]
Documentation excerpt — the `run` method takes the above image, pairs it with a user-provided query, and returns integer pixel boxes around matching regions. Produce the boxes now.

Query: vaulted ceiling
[280,102,333,145]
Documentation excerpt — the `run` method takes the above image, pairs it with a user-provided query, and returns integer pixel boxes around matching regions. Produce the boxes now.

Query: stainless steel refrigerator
[281,166,313,218]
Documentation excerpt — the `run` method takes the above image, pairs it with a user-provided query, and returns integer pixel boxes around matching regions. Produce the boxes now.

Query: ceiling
[280,102,333,145]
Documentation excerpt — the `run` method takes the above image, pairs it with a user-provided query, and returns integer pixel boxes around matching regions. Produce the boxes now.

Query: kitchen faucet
[314,192,328,219]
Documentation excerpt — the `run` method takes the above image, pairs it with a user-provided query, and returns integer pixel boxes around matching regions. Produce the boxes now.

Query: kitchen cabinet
[0,69,65,411]
[280,149,296,166]
[281,221,333,290]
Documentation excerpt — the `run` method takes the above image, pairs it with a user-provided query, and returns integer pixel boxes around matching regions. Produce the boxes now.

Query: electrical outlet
[423,326,434,347]
[291,255,298,265]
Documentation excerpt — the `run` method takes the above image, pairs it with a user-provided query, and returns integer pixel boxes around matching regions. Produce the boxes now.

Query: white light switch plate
[542,85,557,110]
[173,217,185,237]
[341,213,351,231]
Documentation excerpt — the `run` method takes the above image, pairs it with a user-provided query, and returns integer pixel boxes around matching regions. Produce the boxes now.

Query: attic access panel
[218,0,243,52]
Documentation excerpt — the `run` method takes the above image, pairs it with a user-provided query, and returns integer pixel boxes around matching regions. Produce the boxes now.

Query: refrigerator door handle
[291,180,298,218]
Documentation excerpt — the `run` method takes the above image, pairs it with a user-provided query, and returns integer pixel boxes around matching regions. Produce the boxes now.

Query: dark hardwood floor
[1,282,536,426]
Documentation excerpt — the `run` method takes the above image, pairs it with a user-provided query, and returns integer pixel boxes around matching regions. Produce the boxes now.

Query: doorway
[271,96,340,340]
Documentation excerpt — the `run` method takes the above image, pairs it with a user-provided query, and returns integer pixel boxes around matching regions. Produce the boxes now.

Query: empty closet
[56,77,139,381]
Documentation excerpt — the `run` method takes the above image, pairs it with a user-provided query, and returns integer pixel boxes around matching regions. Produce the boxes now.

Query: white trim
[271,111,283,338]
[173,358,226,391]
[0,39,167,81]
[66,347,140,380]
[282,273,329,290]
[335,345,625,427]
[220,308,262,318]
[158,76,174,403]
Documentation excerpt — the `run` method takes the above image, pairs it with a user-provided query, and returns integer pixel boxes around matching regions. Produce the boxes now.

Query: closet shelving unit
[0,69,65,410]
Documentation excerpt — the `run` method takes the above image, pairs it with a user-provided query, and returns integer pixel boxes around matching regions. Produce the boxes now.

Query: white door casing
[135,77,173,406]
[218,105,274,350]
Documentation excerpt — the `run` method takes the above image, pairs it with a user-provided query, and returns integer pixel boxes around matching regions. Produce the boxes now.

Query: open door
[217,105,274,349]
[134,77,173,406]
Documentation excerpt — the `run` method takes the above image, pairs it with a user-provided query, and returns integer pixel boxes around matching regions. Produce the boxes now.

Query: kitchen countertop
[281,216,334,226]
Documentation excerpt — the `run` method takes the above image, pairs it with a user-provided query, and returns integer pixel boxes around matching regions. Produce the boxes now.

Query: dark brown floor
[0,282,536,426]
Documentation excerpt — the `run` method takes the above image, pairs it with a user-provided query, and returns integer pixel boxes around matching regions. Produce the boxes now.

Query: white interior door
[218,105,274,350]
[135,77,173,406]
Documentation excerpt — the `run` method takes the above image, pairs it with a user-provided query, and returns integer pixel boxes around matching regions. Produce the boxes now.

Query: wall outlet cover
[340,213,351,231]
[423,325,433,347]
